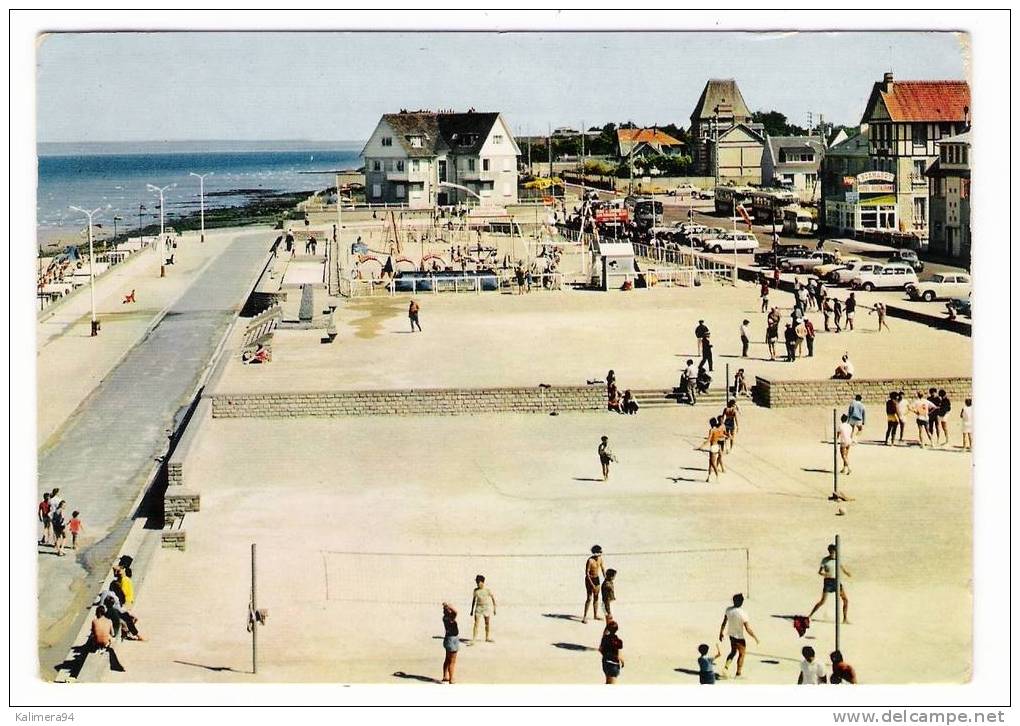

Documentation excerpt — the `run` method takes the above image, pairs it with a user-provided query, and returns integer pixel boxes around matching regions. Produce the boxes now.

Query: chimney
[883,72,894,91]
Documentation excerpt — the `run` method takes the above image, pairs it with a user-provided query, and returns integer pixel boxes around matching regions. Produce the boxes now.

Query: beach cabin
[590,240,637,291]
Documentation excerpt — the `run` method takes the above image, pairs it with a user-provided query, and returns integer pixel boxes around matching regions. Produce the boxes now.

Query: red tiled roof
[881,81,970,122]
[617,128,684,146]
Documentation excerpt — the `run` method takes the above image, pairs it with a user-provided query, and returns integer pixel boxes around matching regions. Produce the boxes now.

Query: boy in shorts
[582,545,606,624]
[601,569,617,619]
[807,544,851,623]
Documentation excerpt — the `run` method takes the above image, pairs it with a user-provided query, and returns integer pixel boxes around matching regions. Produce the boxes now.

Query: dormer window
[381,137,393,147]
[408,135,423,148]
[460,134,477,147]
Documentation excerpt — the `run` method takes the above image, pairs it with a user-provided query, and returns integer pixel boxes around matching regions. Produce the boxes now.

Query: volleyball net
[320,547,751,607]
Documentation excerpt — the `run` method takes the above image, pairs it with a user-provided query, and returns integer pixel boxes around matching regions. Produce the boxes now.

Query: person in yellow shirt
[114,565,134,605]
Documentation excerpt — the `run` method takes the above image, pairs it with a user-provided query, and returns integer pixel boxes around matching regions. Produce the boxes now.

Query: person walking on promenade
[68,510,83,550]
[700,418,726,482]
[721,399,740,452]
[583,545,606,624]
[910,391,936,448]
[766,317,779,361]
[884,392,901,446]
[597,436,617,481]
[469,575,497,645]
[740,319,751,358]
[832,297,843,333]
[808,543,851,624]
[601,569,617,619]
[599,619,624,684]
[441,603,460,683]
[51,501,67,557]
[38,492,52,546]
[783,323,798,362]
[822,297,833,332]
[960,398,973,451]
[794,318,807,358]
[847,394,866,442]
[719,593,759,678]
[836,414,854,476]
[798,646,827,684]
[845,292,857,331]
[829,650,858,684]
[772,266,781,289]
[936,389,952,446]
[408,299,422,332]
[700,332,714,372]
[871,302,890,331]
[760,280,770,313]
[804,317,816,357]
[695,320,710,357]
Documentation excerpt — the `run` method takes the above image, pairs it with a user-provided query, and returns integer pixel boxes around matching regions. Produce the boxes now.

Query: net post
[831,408,839,499]
[251,543,257,675]
[834,534,841,653]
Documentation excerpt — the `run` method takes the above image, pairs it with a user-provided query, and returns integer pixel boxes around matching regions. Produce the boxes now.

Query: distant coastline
[38,139,366,157]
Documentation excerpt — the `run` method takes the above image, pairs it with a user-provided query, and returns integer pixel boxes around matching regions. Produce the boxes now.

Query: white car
[851,262,919,291]
[831,261,884,285]
[704,231,759,254]
[689,227,726,246]
[692,189,715,200]
[906,273,972,301]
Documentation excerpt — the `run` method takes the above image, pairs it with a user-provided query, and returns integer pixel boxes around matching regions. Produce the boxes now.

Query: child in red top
[69,511,83,550]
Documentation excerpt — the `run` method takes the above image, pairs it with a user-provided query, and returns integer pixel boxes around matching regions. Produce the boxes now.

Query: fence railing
[339,271,564,298]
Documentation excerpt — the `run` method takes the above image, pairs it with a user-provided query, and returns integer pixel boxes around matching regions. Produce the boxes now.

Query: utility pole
[250,543,258,674]
[713,114,720,187]
[834,534,842,652]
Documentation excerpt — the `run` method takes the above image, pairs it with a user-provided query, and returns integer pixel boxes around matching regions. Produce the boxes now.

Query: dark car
[947,297,971,318]
[890,249,925,273]
[753,245,812,268]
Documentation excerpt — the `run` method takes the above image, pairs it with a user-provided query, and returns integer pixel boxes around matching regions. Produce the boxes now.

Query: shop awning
[858,194,896,207]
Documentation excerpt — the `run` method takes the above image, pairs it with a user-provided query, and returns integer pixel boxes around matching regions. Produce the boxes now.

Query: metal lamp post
[189,172,212,243]
[147,183,175,277]
[69,205,102,336]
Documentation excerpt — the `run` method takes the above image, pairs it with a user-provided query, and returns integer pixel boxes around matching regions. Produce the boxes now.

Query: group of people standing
[885,389,972,450]
[37,487,83,557]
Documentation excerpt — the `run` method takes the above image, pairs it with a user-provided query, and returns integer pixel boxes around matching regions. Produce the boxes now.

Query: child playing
[698,643,722,684]
[601,569,617,618]
[69,511,83,550]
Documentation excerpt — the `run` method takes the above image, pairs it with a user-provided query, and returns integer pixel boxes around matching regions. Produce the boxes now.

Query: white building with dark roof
[761,135,826,200]
[361,111,521,208]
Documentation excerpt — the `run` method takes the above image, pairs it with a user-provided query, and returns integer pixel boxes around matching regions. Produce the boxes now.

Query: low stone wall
[754,376,972,408]
[211,385,606,418]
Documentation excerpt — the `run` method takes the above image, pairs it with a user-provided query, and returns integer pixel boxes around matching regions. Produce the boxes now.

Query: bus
[714,186,753,215]
[748,189,798,224]
[782,207,817,236]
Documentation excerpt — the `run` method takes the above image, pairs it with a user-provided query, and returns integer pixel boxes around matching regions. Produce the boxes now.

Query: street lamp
[147,183,175,277]
[112,215,123,250]
[69,205,102,336]
[189,172,212,242]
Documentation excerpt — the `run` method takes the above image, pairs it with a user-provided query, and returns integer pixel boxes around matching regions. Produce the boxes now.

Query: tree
[752,110,810,137]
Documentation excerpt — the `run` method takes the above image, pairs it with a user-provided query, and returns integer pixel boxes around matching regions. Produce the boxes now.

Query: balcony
[459,168,497,181]
[387,168,429,183]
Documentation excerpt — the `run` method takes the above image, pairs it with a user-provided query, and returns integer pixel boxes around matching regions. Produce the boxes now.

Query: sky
[36,31,969,144]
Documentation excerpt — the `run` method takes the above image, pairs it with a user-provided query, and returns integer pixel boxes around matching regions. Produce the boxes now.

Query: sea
[37,140,364,248]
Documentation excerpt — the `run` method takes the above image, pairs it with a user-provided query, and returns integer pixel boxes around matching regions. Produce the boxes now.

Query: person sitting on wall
[242,343,270,365]
[832,353,854,380]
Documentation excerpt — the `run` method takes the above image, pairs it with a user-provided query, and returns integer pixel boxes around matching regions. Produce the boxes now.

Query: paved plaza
[101,404,971,684]
[99,281,973,684]
[215,282,971,396]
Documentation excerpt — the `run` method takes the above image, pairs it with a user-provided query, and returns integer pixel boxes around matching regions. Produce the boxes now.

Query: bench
[242,304,282,362]
[321,307,337,344]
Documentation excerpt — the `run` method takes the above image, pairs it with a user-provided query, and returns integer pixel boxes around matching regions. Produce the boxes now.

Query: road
[36,229,273,678]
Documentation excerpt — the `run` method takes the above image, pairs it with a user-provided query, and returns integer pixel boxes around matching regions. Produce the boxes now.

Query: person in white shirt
[798,646,827,684]
[832,353,854,380]
[836,414,854,475]
[739,319,751,358]
[681,359,698,405]
[718,593,759,677]
[959,397,973,451]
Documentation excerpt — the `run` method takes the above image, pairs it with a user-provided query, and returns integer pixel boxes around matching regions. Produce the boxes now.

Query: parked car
[831,261,884,286]
[673,222,708,237]
[704,231,759,254]
[779,250,837,274]
[890,248,925,273]
[947,296,971,318]
[906,272,972,302]
[692,189,715,200]
[813,256,862,280]
[753,245,812,268]
[689,227,727,246]
[851,262,919,291]
[668,184,698,196]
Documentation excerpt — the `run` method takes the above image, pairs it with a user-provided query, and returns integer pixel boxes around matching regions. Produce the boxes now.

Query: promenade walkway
[36,229,271,446]
[36,228,273,677]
